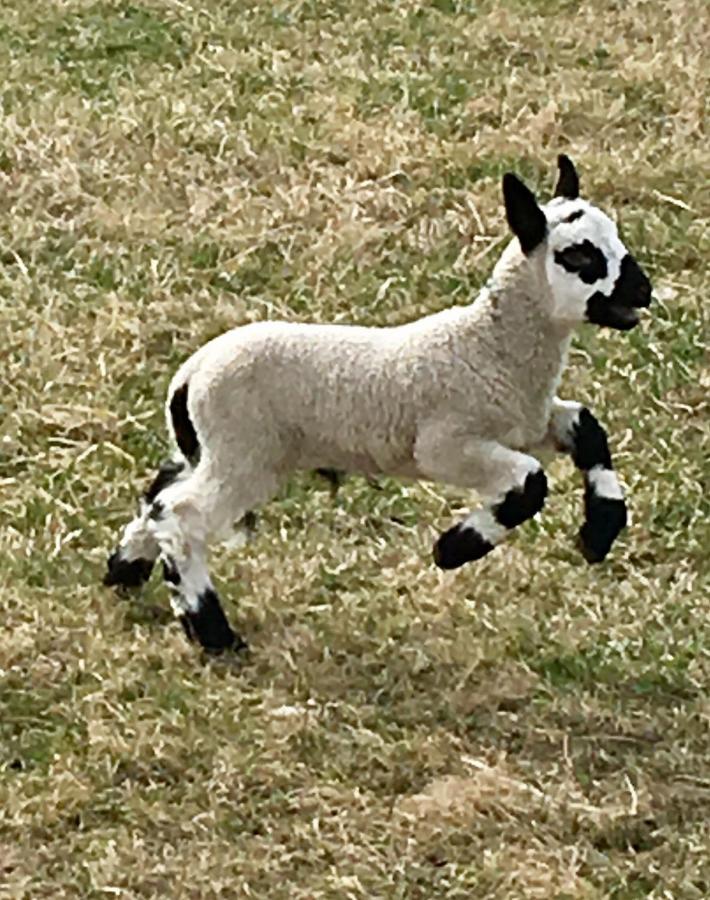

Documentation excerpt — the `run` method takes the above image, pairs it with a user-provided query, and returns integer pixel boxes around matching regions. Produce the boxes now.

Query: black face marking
[433,524,494,570]
[494,469,548,528]
[502,173,547,254]
[564,210,584,223]
[180,588,246,654]
[586,253,652,330]
[554,154,580,199]
[169,383,201,464]
[570,408,612,471]
[613,254,652,308]
[104,550,154,589]
[585,294,638,330]
[554,240,608,284]
[144,459,185,504]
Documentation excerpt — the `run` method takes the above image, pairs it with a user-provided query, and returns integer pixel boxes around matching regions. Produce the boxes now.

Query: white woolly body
[167,233,585,518]
[162,194,630,531]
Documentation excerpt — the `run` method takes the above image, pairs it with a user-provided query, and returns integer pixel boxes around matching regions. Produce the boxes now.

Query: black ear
[554,154,580,199]
[502,173,547,254]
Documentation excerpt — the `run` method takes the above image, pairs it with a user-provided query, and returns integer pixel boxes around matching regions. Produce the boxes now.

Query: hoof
[433,524,494,570]
[104,551,154,589]
[179,589,247,655]
[578,498,627,563]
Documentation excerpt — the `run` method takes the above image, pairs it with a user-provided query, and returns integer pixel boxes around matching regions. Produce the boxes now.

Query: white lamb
[105,155,653,654]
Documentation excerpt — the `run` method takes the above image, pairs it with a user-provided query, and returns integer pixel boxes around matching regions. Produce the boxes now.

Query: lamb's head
[501,155,652,331]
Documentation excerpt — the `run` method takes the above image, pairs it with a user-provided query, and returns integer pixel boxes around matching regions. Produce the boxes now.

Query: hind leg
[104,459,189,590]
[147,466,282,654]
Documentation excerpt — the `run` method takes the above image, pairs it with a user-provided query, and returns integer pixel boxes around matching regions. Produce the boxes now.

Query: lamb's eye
[559,247,592,269]
[554,241,609,283]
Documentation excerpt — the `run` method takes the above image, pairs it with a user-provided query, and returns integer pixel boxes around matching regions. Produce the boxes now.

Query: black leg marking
[315,467,346,492]
[433,469,546,571]
[570,409,612,470]
[567,408,627,563]
[169,382,201,464]
[242,510,257,531]
[144,459,185,504]
[433,526,494,570]
[493,469,547,528]
[579,487,627,564]
[104,550,154,589]
[180,589,247,655]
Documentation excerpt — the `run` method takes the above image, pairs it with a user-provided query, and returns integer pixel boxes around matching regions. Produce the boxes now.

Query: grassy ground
[1,0,708,896]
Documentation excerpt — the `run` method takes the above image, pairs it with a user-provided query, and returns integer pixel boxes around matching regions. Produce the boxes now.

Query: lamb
[104,155,653,654]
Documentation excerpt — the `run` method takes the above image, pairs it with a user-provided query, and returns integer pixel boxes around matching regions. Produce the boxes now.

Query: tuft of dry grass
[1,0,709,897]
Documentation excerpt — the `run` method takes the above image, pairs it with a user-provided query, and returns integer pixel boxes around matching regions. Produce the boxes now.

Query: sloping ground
[0,0,708,896]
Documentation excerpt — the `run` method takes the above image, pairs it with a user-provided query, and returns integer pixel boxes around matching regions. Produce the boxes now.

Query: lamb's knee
[493,468,548,528]
[569,408,612,471]
[433,468,547,571]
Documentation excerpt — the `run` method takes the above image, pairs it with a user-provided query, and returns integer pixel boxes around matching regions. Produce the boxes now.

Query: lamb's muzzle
[586,254,653,330]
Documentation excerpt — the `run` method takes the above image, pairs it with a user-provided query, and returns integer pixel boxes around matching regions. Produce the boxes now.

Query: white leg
[145,466,282,652]
[151,506,242,653]
[414,425,548,569]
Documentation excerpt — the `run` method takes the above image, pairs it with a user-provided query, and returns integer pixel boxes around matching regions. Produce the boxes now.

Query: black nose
[634,279,652,308]
[617,255,652,308]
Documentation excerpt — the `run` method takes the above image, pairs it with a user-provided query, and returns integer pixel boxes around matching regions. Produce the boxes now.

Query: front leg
[414,425,548,570]
[548,399,627,563]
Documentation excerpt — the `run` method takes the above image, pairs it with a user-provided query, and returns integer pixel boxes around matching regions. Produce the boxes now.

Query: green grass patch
[1,0,708,894]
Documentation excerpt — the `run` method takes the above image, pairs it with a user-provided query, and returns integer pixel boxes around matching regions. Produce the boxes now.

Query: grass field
[1,0,708,896]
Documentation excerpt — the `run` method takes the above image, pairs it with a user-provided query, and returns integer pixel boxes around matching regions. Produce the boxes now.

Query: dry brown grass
[1,0,709,897]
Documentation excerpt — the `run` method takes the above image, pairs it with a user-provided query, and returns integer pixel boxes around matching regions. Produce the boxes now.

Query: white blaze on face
[543,198,627,325]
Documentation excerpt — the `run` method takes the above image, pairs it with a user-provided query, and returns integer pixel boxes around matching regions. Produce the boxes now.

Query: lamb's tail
[168,381,201,465]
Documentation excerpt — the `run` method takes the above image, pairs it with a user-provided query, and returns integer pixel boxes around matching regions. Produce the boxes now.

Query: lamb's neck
[456,272,573,395]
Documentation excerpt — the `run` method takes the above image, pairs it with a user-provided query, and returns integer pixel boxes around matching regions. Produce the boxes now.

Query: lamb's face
[502,156,652,331]
[543,198,652,331]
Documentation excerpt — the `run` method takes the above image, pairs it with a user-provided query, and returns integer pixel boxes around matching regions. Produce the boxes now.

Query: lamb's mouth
[608,304,640,330]
[586,294,642,331]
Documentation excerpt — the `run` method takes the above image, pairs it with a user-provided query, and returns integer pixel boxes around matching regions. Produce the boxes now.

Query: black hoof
[104,550,154,589]
[433,524,494,570]
[179,589,247,655]
[578,499,627,563]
